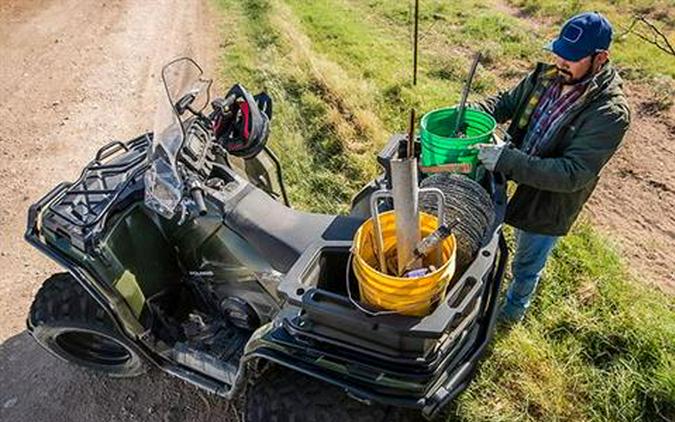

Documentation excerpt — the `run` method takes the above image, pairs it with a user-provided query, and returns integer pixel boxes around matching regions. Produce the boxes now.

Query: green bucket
[420,107,496,178]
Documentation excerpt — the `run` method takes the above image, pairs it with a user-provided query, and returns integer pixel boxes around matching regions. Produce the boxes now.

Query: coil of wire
[420,173,495,272]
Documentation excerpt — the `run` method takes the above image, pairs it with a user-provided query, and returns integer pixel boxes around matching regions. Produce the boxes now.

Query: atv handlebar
[186,177,208,216]
[191,188,207,216]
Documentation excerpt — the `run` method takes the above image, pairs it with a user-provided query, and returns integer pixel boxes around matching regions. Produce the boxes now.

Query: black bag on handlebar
[213,84,271,159]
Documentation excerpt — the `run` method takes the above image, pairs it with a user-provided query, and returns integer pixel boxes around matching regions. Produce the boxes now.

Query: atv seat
[225,187,364,273]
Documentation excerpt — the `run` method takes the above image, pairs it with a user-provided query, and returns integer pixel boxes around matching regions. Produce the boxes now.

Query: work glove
[473,143,505,172]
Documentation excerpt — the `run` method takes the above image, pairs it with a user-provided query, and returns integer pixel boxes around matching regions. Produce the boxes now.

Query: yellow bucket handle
[345,252,439,317]
[369,187,446,273]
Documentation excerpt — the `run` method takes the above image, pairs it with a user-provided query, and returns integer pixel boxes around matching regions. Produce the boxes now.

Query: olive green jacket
[473,62,631,236]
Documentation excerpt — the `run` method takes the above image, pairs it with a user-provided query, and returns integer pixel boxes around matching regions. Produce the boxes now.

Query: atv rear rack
[252,233,508,419]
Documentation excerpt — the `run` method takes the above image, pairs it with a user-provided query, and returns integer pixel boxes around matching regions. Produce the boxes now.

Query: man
[472,12,631,323]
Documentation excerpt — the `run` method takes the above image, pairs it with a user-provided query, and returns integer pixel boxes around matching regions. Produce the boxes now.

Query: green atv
[25,58,508,421]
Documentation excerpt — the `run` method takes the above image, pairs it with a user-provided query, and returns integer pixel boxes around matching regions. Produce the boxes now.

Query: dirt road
[0,0,239,420]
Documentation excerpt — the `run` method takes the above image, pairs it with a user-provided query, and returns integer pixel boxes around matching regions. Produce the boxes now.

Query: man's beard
[556,64,595,85]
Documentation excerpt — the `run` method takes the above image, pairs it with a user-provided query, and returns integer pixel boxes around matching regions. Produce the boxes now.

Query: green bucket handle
[492,126,511,146]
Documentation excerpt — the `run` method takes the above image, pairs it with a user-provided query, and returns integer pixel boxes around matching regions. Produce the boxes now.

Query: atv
[25,58,508,421]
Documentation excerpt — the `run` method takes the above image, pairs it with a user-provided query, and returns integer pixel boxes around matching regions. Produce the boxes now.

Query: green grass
[216,0,386,212]
[457,222,675,421]
[213,0,675,420]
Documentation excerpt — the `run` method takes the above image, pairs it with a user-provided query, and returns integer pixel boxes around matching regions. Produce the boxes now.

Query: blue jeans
[500,229,560,322]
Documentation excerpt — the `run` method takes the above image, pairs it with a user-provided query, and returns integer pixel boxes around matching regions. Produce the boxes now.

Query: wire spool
[420,173,494,272]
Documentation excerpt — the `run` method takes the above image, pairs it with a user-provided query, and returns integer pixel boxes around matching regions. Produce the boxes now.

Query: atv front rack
[39,134,150,251]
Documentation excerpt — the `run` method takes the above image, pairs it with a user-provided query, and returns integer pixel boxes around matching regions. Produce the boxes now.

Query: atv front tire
[245,366,422,422]
[28,272,146,377]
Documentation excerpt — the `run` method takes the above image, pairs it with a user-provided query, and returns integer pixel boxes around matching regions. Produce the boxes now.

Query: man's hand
[473,143,505,172]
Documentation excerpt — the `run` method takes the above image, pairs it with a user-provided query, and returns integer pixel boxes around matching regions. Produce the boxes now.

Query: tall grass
[458,222,674,421]
[214,0,675,420]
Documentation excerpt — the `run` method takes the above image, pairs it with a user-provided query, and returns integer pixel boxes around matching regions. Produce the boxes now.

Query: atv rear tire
[245,366,422,422]
[28,272,146,377]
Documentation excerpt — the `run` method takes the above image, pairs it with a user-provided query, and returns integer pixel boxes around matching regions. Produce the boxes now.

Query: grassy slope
[214,0,675,420]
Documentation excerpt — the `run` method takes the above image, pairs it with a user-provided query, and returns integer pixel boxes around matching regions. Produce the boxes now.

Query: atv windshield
[144,58,211,219]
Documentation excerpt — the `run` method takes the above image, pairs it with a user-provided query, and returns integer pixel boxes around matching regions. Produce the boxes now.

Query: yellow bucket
[352,211,457,316]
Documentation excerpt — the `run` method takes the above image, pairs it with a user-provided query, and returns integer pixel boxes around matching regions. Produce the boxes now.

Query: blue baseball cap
[546,12,613,62]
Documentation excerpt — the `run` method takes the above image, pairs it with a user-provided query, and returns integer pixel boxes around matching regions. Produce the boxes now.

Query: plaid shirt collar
[522,78,589,155]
